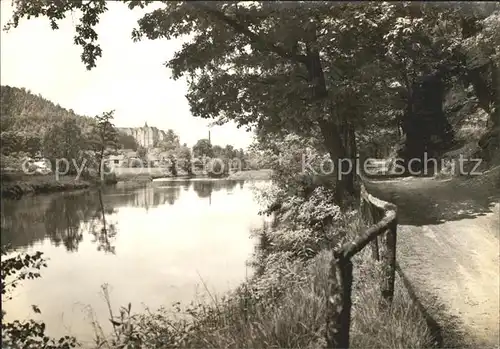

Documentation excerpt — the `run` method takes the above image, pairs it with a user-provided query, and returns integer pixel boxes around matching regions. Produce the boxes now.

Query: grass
[90,251,434,349]
[189,252,433,349]
[0,169,121,198]
[89,212,435,349]
[0,173,92,198]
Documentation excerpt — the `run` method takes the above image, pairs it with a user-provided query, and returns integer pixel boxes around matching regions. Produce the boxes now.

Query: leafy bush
[1,152,34,172]
[207,158,229,178]
[1,247,78,348]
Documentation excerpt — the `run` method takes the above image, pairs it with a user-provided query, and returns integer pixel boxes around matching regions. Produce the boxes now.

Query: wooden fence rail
[325,181,398,349]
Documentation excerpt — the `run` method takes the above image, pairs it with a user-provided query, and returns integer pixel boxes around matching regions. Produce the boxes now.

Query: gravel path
[365,169,500,348]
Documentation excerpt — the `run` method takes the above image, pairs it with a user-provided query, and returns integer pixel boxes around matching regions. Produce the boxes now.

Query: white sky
[0,1,254,149]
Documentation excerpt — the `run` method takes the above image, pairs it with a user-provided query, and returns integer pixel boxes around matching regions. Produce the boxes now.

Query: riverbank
[90,189,435,348]
[0,169,273,199]
[114,168,273,182]
[227,169,273,180]
[1,175,93,199]
[0,167,180,199]
[0,171,120,199]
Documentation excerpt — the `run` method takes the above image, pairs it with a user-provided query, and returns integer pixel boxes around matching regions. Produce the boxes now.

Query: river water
[1,178,271,344]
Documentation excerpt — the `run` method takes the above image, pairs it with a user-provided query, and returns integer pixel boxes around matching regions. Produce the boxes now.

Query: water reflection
[1,179,246,253]
[1,178,265,342]
[90,191,118,254]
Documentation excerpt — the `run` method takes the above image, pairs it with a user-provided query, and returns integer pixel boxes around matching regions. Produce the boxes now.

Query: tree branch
[191,2,309,66]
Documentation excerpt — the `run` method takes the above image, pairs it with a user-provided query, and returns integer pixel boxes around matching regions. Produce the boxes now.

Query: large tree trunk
[398,72,454,175]
[318,118,350,205]
[304,48,355,205]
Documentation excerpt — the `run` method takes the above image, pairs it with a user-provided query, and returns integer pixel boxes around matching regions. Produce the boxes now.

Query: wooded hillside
[0,85,95,155]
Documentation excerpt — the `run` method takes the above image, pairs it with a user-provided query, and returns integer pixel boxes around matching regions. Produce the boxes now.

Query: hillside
[0,85,95,155]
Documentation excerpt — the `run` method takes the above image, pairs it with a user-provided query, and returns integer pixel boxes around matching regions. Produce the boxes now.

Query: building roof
[108,154,125,160]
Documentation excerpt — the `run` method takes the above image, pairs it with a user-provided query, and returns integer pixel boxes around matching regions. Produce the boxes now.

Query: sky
[0,2,255,149]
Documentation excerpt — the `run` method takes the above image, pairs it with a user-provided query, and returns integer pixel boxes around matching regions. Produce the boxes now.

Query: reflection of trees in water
[103,185,182,209]
[1,190,114,253]
[1,192,98,252]
[44,196,85,252]
[192,180,244,199]
[1,196,53,249]
[88,191,117,254]
[192,181,212,198]
[1,180,247,252]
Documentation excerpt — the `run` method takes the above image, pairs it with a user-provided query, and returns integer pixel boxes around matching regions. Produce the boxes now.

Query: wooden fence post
[372,208,383,262]
[360,196,379,261]
[371,237,380,261]
[325,254,353,349]
[379,219,397,306]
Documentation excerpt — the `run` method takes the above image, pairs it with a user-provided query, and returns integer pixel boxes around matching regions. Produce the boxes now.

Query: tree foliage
[117,132,139,150]
[1,247,78,348]
[89,110,119,176]
[192,138,213,159]
[175,143,192,175]
[6,1,500,199]
[0,85,94,156]
[43,118,84,172]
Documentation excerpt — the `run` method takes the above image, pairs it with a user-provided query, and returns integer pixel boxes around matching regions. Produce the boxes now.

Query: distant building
[106,154,127,168]
[124,150,137,159]
[118,122,168,149]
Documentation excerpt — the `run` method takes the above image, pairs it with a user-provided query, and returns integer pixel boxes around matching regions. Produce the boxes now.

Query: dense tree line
[0,86,256,176]
[0,86,125,175]
[0,85,94,156]
[0,86,137,159]
[6,1,498,204]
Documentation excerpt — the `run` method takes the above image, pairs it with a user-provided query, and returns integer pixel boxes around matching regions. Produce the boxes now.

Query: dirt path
[365,169,500,348]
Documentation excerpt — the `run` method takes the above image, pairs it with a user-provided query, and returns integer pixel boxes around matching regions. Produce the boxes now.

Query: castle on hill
[118,122,168,148]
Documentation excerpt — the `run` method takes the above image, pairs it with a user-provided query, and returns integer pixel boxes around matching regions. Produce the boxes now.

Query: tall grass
[89,212,435,349]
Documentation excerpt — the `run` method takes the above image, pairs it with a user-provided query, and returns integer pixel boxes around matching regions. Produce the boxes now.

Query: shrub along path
[364,168,500,348]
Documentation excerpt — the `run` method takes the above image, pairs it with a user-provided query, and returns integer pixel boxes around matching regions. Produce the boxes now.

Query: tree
[117,132,138,150]
[379,3,465,171]
[212,145,223,158]
[459,8,500,162]
[207,158,229,178]
[5,2,377,202]
[89,110,119,177]
[176,143,193,175]
[131,1,409,202]
[7,1,497,203]
[237,148,248,169]
[43,118,83,173]
[223,145,236,160]
[0,86,95,157]
[168,154,178,176]
[158,129,180,152]
[0,131,23,155]
[136,146,147,161]
[1,247,78,348]
[193,139,213,159]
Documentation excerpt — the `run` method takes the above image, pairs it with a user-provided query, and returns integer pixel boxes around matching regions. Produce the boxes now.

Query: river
[1,178,271,344]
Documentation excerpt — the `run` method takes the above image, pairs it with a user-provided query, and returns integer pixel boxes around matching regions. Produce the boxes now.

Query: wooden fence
[325,181,398,348]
